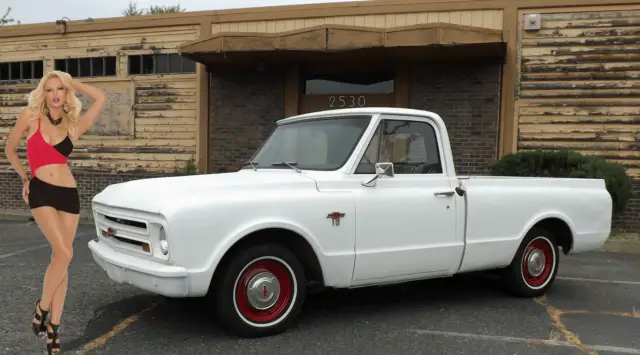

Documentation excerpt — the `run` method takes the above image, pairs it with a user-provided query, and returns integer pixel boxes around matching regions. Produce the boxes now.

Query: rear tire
[214,243,307,338]
[501,227,559,298]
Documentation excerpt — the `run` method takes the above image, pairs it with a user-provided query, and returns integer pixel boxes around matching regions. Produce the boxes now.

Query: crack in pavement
[75,302,159,355]
[534,295,598,355]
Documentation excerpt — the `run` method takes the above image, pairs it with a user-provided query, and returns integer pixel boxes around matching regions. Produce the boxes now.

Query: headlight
[159,226,169,255]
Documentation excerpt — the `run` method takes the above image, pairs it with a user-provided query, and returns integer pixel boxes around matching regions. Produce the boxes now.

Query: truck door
[349,114,464,284]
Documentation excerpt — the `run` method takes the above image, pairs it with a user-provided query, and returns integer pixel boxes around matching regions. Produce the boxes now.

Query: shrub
[488,149,633,213]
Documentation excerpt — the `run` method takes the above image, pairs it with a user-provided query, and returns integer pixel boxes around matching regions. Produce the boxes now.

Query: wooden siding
[517,9,640,178]
[0,25,200,173]
[211,10,503,34]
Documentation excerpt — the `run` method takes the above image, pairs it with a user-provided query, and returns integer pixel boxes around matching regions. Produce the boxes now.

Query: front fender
[203,218,328,283]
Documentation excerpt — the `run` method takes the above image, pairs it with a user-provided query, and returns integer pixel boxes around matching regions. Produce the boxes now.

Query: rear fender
[512,211,576,258]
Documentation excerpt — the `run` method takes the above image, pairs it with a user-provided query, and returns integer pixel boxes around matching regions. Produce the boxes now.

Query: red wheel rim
[521,237,554,288]
[234,258,294,324]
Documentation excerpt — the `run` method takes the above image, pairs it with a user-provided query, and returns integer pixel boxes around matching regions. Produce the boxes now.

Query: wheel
[501,227,559,298]
[214,243,307,338]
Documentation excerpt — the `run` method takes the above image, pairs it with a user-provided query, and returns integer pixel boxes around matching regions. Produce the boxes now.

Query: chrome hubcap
[246,271,281,310]
[527,249,546,277]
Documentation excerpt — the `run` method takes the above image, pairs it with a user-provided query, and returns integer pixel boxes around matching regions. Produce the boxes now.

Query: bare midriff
[34,164,77,188]
[26,118,77,189]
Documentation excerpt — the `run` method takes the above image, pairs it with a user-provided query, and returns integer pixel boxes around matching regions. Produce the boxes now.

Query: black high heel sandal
[31,299,49,338]
[46,322,61,354]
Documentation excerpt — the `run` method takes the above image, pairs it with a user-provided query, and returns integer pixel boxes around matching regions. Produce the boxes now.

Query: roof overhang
[178,22,505,67]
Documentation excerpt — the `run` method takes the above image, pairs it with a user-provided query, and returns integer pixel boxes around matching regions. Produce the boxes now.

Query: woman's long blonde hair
[27,70,82,136]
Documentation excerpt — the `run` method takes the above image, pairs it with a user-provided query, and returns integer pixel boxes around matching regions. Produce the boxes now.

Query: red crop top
[27,117,74,178]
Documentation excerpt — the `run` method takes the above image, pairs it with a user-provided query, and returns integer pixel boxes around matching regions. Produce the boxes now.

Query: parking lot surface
[1,220,638,355]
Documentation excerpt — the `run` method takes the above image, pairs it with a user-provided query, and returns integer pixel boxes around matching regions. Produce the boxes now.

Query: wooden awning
[178,23,505,66]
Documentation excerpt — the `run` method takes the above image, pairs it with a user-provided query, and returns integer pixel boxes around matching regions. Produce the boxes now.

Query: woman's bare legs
[31,206,76,353]
[49,210,79,323]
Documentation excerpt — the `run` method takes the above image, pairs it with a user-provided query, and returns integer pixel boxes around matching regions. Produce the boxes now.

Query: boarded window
[128,53,196,75]
[0,60,44,81]
[54,57,117,77]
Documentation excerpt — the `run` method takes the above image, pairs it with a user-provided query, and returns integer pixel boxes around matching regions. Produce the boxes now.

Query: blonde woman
[4,70,105,354]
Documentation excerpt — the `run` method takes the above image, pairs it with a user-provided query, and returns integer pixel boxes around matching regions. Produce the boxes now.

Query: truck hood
[92,170,317,213]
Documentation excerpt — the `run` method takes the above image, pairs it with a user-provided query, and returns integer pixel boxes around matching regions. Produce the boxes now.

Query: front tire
[214,243,307,338]
[501,227,559,298]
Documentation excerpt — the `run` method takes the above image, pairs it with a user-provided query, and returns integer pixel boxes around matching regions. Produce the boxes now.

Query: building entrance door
[298,64,397,114]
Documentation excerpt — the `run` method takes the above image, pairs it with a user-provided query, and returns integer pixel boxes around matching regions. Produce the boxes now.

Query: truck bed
[456,175,612,273]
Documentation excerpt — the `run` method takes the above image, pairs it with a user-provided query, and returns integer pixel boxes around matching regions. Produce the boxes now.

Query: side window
[355,119,442,174]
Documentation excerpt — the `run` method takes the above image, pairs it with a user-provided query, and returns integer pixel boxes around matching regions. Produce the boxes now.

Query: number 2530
[329,95,366,108]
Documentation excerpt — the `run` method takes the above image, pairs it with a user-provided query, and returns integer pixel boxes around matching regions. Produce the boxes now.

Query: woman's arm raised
[71,80,105,140]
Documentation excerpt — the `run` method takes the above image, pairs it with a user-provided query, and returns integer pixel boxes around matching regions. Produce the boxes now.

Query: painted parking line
[0,232,94,260]
[0,243,50,260]
[557,276,640,286]
[408,329,640,354]
[75,302,159,355]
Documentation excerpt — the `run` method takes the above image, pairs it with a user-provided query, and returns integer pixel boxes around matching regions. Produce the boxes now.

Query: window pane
[54,59,66,72]
[182,57,196,72]
[105,56,117,76]
[67,59,79,77]
[22,62,33,79]
[156,54,169,74]
[92,57,104,76]
[248,115,372,171]
[34,61,44,78]
[169,54,182,73]
[0,63,9,80]
[304,73,395,94]
[142,55,154,74]
[128,55,141,75]
[379,120,443,174]
[10,62,20,79]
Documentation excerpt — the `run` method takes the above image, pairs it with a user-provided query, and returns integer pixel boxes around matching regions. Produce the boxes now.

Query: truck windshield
[245,115,372,171]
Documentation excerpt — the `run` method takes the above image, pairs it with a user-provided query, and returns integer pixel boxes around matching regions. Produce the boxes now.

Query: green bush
[488,149,633,213]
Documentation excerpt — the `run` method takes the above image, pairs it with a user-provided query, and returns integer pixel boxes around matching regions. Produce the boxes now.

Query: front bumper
[88,239,190,298]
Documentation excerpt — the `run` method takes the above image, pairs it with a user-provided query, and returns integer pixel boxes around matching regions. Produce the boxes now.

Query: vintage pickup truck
[88,107,612,338]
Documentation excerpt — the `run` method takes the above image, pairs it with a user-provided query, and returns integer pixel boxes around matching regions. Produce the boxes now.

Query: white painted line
[409,329,640,354]
[0,232,94,260]
[557,276,640,286]
[0,243,49,260]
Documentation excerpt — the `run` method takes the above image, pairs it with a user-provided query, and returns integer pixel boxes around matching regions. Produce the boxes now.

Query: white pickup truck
[88,107,612,338]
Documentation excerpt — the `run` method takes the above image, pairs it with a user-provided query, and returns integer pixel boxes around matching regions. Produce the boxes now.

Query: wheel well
[210,228,325,291]
[531,218,573,254]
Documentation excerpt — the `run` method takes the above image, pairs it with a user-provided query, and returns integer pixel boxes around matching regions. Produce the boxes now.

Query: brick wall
[612,182,640,234]
[0,169,169,217]
[208,68,286,173]
[409,60,502,176]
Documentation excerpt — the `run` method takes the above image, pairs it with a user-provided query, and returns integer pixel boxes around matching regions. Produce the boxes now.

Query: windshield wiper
[271,161,301,173]
[242,160,258,171]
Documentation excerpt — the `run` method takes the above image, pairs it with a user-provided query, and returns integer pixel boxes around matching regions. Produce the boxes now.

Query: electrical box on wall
[524,14,541,31]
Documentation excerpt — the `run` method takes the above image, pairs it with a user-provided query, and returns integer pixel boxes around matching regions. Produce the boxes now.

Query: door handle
[434,190,455,197]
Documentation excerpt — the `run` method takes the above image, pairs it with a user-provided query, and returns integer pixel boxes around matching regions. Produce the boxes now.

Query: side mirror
[361,162,394,187]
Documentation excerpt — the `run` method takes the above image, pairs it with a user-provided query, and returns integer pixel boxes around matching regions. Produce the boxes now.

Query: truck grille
[95,210,151,254]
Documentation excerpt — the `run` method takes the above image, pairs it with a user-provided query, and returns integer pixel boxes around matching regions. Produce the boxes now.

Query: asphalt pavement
[1,220,638,355]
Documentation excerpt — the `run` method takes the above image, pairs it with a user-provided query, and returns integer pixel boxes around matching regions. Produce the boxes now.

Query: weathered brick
[612,182,640,234]
[409,60,501,176]
[208,69,285,173]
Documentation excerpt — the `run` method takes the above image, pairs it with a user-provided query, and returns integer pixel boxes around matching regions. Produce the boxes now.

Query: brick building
[0,0,638,237]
